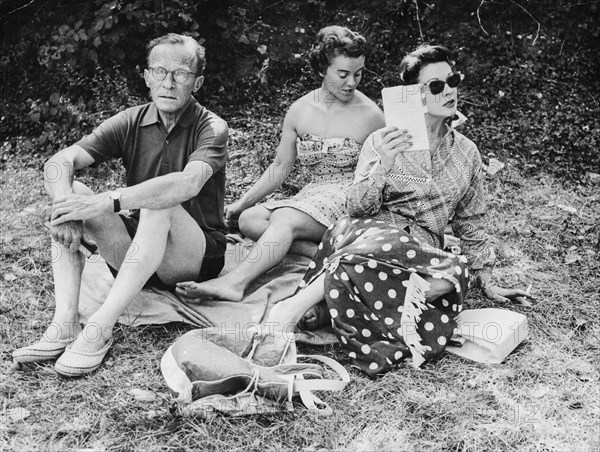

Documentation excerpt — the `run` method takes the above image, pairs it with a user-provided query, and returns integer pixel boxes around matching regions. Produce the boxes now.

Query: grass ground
[1,125,599,451]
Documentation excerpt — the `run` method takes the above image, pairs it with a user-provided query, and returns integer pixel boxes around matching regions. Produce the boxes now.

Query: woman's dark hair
[399,45,453,85]
[308,26,367,77]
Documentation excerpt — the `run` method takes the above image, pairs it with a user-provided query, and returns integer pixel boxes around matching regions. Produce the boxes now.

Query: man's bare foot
[175,276,245,302]
[298,302,331,331]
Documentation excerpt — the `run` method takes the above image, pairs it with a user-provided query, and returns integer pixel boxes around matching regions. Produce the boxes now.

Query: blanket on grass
[78,238,337,344]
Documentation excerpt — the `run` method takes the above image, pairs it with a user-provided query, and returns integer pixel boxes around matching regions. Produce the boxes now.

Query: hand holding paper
[375,127,415,172]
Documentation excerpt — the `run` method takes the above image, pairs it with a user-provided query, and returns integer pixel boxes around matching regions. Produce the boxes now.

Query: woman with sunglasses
[264,44,532,377]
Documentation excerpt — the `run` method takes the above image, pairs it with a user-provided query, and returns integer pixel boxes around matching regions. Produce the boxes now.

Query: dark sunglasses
[423,73,464,95]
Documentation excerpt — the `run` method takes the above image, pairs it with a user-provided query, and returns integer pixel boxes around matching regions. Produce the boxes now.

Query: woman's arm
[453,148,532,303]
[346,127,412,217]
[452,150,496,280]
[226,106,300,220]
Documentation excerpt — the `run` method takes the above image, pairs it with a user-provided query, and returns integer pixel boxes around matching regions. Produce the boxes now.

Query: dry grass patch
[1,139,599,451]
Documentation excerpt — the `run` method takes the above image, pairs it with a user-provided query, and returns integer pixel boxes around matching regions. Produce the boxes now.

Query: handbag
[160,325,350,419]
[445,308,529,364]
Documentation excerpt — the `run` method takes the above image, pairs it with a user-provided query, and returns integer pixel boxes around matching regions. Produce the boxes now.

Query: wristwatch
[108,191,122,212]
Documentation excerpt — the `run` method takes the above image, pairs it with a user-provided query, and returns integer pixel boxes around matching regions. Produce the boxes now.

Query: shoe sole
[12,338,77,364]
[55,361,104,377]
[54,338,113,378]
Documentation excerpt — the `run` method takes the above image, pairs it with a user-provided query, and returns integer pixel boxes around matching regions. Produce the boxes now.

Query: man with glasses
[13,33,229,377]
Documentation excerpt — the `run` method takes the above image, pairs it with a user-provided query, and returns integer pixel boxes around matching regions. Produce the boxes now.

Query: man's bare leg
[176,207,326,302]
[44,242,85,341]
[39,182,132,343]
[71,205,207,353]
[13,182,132,363]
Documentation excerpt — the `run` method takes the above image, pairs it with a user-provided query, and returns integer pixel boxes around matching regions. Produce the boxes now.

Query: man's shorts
[106,213,226,291]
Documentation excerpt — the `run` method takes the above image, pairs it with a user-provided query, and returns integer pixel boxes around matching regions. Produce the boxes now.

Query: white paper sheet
[381,84,429,152]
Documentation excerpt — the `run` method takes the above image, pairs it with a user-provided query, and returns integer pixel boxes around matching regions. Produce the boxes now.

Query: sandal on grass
[54,337,114,378]
[298,302,331,331]
[13,336,77,364]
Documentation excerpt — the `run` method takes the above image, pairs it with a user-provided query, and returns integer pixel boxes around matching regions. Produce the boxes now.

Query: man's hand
[484,285,535,306]
[376,126,413,172]
[50,193,111,226]
[51,220,85,254]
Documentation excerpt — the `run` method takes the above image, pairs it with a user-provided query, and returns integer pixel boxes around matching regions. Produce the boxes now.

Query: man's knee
[138,206,181,238]
[139,206,176,222]
[69,182,109,234]
[72,181,94,196]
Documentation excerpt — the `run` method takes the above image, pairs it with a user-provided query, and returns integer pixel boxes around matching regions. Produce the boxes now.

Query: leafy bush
[0,62,143,158]
[0,0,598,178]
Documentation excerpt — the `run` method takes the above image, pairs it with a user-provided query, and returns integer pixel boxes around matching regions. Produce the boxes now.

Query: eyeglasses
[423,73,464,95]
[148,67,197,84]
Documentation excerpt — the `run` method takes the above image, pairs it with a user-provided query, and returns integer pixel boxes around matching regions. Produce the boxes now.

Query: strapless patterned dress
[262,133,362,226]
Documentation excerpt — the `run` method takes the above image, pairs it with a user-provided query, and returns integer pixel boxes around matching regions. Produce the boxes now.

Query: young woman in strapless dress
[176,25,386,302]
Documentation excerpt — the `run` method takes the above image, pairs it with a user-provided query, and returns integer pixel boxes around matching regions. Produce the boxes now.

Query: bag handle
[293,354,351,416]
[293,355,349,392]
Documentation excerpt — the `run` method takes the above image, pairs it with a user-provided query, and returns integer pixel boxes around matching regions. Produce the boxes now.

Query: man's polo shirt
[76,99,228,234]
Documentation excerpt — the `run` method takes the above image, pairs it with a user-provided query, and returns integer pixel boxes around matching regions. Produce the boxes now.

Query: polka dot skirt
[299,216,469,378]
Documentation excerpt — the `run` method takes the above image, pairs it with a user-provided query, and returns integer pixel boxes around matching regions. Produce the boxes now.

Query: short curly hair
[399,45,454,85]
[308,26,368,77]
[147,33,206,76]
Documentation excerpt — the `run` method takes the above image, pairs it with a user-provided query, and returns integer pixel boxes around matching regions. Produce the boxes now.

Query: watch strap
[110,191,121,213]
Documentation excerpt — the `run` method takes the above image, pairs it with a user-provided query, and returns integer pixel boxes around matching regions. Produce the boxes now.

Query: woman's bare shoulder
[353,90,379,105]
[353,91,386,126]
[285,90,319,119]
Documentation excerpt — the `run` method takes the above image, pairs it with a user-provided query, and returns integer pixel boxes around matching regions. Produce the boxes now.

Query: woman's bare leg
[176,207,326,302]
[264,273,326,333]
[237,205,272,242]
[300,273,456,330]
[239,206,318,258]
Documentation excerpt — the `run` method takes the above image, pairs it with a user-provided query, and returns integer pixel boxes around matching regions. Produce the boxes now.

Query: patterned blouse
[345,126,496,285]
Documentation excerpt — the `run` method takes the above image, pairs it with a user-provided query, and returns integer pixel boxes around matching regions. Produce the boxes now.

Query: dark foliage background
[1,0,599,179]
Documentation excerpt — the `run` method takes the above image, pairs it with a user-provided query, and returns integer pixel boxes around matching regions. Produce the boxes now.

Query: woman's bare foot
[263,301,302,334]
[424,277,454,302]
[175,276,245,302]
[298,301,331,331]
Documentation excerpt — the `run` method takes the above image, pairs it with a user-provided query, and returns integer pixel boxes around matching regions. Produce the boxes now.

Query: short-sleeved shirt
[76,98,228,234]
